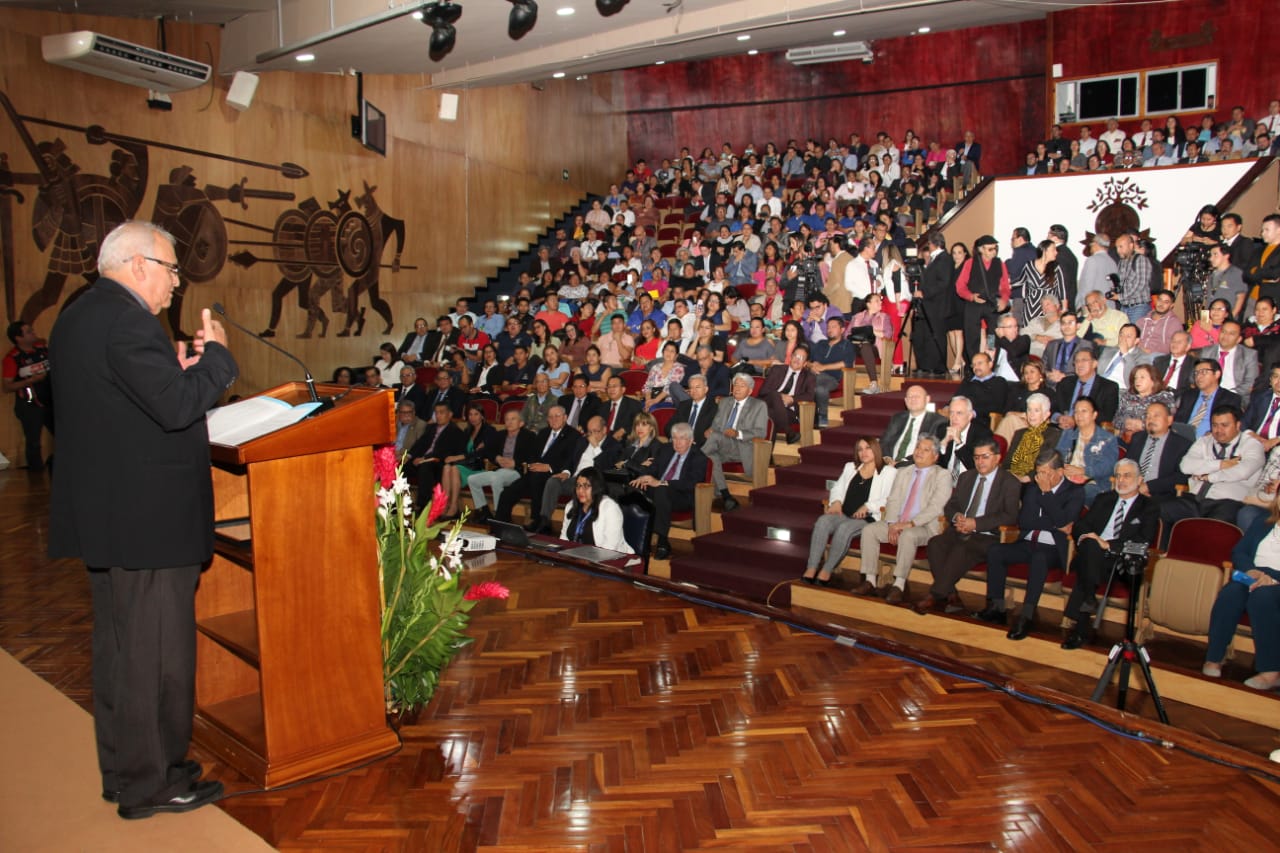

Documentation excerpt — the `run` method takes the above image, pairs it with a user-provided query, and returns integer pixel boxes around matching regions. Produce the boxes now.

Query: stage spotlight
[596,0,628,15]
[508,0,538,40]
[421,2,462,62]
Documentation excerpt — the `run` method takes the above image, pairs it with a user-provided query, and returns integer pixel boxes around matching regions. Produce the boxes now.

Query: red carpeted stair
[670,380,959,605]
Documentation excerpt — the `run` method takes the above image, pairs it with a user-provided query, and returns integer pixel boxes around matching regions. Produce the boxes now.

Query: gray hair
[670,422,694,440]
[731,372,755,389]
[1026,392,1052,411]
[687,374,707,387]
[97,221,176,272]
[949,395,974,416]
[548,405,566,417]
[915,434,941,454]
[1115,458,1141,477]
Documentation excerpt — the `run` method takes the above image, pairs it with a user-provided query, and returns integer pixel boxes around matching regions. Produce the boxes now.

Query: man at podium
[48,221,238,819]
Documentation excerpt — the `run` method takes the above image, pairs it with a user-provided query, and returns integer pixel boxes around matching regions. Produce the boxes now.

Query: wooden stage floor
[3,469,1279,851]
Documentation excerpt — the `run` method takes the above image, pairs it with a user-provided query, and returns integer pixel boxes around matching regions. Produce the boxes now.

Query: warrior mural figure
[338,180,401,337]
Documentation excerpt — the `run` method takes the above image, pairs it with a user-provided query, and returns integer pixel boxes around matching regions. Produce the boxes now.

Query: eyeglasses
[142,256,181,278]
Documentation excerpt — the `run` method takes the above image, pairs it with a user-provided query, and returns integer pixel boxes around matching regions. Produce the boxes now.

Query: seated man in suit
[915,437,1021,614]
[421,314,460,366]
[1200,320,1259,408]
[1061,459,1161,649]
[532,415,620,534]
[408,402,467,508]
[1042,311,1094,386]
[520,373,557,434]
[1160,404,1265,545]
[1152,330,1194,393]
[852,435,953,604]
[626,422,709,559]
[1245,365,1280,453]
[1129,401,1192,500]
[937,395,993,485]
[399,316,431,364]
[395,366,430,419]
[602,374,642,442]
[1174,358,1242,439]
[975,449,1085,640]
[1096,323,1153,387]
[559,374,602,433]
[702,372,770,511]
[467,409,538,522]
[956,352,1008,426]
[394,400,428,462]
[991,314,1030,381]
[1053,348,1119,428]
[666,374,718,447]
[495,406,581,530]
[879,384,947,466]
[424,368,465,419]
[759,346,816,442]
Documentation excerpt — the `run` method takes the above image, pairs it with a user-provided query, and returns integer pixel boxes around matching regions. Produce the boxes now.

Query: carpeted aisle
[0,650,271,852]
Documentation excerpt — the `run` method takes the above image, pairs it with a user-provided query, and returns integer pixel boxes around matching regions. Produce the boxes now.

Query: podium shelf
[197,610,260,665]
[198,692,266,758]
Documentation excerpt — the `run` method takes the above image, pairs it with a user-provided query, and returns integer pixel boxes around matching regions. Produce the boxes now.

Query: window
[1054,62,1216,123]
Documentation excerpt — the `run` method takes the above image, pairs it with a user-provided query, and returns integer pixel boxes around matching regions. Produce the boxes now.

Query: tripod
[1088,554,1169,724]
[897,292,947,376]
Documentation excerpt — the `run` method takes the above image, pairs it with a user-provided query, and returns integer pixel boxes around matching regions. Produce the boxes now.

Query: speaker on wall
[226,71,259,112]
[439,92,459,121]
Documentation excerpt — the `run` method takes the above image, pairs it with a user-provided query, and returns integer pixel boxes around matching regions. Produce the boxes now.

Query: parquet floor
[3,468,1280,851]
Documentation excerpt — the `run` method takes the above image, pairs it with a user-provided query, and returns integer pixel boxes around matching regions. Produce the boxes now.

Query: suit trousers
[467,468,520,510]
[911,308,948,373]
[985,540,1061,615]
[702,432,749,492]
[1064,537,1112,620]
[1207,578,1280,671]
[540,474,574,522]
[962,301,999,363]
[760,392,799,434]
[925,530,997,596]
[89,564,201,808]
[859,521,933,581]
[808,512,869,573]
[647,484,694,542]
[414,460,446,506]
[1159,495,1242,548]
[496,471,553,522]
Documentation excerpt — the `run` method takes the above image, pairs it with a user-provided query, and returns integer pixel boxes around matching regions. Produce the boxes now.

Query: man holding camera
[1061,459,1160,650]
[1112,234,1152,324]
[912,230,953,377]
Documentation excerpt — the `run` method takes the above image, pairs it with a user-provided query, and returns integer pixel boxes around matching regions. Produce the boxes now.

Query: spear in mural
[16,115,310,180]
[228,250,417,271]
[0,154,24,322]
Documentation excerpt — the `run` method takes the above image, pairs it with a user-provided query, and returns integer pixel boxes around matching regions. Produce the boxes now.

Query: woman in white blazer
[801,437,897,586]
[559,467,634,554]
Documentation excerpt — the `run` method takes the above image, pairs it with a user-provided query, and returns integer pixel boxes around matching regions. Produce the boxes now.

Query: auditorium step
[469,193,601,304]
[719,503,820,538]
[669,553,798,606]
[776,461,843,491]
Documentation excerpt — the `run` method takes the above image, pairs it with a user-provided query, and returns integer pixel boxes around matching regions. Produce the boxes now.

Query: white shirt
[573,440,609,475]
[1099,129,1126,152]
[1101,496,1131,541]
[847,255,879,299]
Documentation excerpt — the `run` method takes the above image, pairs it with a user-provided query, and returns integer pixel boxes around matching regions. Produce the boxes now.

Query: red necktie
[1219,350,1228,368]
[1263,397,1280,438]
[609,401,619,430]
[1163,358,1177,385]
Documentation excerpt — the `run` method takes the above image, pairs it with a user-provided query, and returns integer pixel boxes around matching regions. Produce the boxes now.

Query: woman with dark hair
[469,344,503,398]
[998,361,1053,443]
[1116,363,1176,437]
[761,142,780,171]
[773,319,806,366]
[537,343,571,392]
[578,344,613,393]
[1191,298,1231,349]
[607,411,660,488]
[447,350,471,390]
[633,318,662,366]
[946,242,970,377]
[559,321,590,367]
[331,365,354,385]
[374,342,404,387]
[560,467,634,553]
[642,341,685,411]
[801,438,897,586]
[1056,396,1119,505]
[692,317,727,361]
[1164,115,1184,149]
[1017,239,1066,326]
[439,404,499,519]
[1182,203,1221,246]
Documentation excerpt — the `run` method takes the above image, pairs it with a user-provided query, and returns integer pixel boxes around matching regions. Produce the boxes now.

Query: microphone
[212,303,329,410]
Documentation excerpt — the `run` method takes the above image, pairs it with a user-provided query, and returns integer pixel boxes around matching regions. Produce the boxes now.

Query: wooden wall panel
[0,9,627,462]
[622,20,1047,179]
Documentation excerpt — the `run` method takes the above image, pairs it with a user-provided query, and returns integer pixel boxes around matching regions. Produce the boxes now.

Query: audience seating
[1143,518,1242,645]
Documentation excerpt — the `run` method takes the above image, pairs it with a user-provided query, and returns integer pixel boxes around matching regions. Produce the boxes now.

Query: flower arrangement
[374,445,508,716]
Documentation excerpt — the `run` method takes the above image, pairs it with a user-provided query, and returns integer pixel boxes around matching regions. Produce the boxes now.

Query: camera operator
[911,231,953,377]
[1061,459,1160,649]
[1110,233,1153,324]
[782,234,822,309]
[1206,242,1247,319]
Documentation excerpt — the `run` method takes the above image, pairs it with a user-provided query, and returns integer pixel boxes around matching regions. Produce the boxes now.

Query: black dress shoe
[973,605,1007,625]
[523,517,544,533]
[654,543,671,560]
[104,760,202,803]
[786,433,801,444]
[1061,621,1090,650]
[1006,619,1031,641]
[721,495,739,512]
[118,780,224,820]
[471,507,491,524]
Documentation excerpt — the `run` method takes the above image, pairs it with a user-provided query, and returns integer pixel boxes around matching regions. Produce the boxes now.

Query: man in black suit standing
[49,221,235,818]
[602,374,642,441]
[911,230,953,376]
[559,375,603,432]
[667,374,718,446]
[1173,359,1241,440]
[1128,402,1192,500]
[976,450,1086,640]
[758,347,816,441]
[1047,225,1079,312]
[628,422,709,560]
[395,366,430,419]
[1061,459,1160,649]
[495,406,580,529]
[1053,349,1119,428]
[880,384,947,466]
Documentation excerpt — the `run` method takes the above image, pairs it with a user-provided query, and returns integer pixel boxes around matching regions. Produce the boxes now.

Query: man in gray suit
[1200,320,1259,408]
[703,372,769,511]
[1095,323,1153,388]
[853,435,953,603]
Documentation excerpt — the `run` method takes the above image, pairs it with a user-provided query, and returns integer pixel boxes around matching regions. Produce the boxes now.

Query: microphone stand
[211,303,334,413]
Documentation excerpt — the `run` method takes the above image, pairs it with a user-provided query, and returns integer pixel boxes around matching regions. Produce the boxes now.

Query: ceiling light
[833,29,846,37]
[575,74,588,80]
[295,53,315,62]
[654,60,665,65]
[918,26,931,33]
[421,2,462,62]
[553,71,565,78]
[596,0,628,16]
[747,49,758,55]
[556,6,575,14]
[508,0,538,40]
[736,34,751,41]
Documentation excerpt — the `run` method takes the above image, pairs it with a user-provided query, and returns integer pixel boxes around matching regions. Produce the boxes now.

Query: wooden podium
[194,382,400,787]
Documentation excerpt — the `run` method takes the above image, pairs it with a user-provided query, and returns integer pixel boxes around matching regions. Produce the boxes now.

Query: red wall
[1049,0,1279,138]
[622,21,1047,178]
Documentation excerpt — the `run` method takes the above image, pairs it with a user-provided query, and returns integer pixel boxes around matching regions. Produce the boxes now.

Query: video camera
[1174,242,1212,294]
[902,251,925,288]
[1112,539,1150,576]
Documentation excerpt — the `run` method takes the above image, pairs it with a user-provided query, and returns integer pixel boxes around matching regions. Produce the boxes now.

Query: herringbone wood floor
[3,469,1279,851]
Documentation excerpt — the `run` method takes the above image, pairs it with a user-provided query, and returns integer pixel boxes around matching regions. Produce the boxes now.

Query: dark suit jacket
[919,250,955,317]
[603,395,643,438]
[995,334,1031,377]
[1244,241,1280,289]
[760,362,816,403]
[944,467,1021,533]
[528,425,581,473]
[650,442,710,504]
[1053,374,1119,423]
[880,410,947,461]
[408,421,466,461]
[956,376,1008,424]
[954,140,982,170]
[421,329,460,363]
[1244,389,1280,433]
[613,439,662,478]
[48,278,238,569]
[1073,491,1159,549]
[399,330,431,360]
[570,435,622,474]
[490,428,540,468]
[1015,479,1086,567]
[1225,235,1259,274]
[423,385,466,418]
[1172,386,1242,425]
[1057,245,1080,309]
[1152,353,1195,393]
[938,422,994,472]
[1126,429,1192,498]
[668,396,719,446]
[689,361,731,398]
[1041,337,1095,378]
[395,382,431,419]
[559,391,604,431]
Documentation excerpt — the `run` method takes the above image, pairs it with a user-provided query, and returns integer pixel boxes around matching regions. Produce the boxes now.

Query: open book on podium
[195,381,399,787]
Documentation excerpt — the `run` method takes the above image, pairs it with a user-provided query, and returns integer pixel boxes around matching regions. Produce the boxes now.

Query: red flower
[426,483,448,525]
[373,444,397,489]
[464,581,510,601]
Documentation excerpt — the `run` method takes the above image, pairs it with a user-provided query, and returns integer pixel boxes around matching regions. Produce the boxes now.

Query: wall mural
[0,90,409,339]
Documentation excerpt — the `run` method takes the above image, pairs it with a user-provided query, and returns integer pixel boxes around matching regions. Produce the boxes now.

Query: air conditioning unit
[785,41,873,66]
[42,31,211,93]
